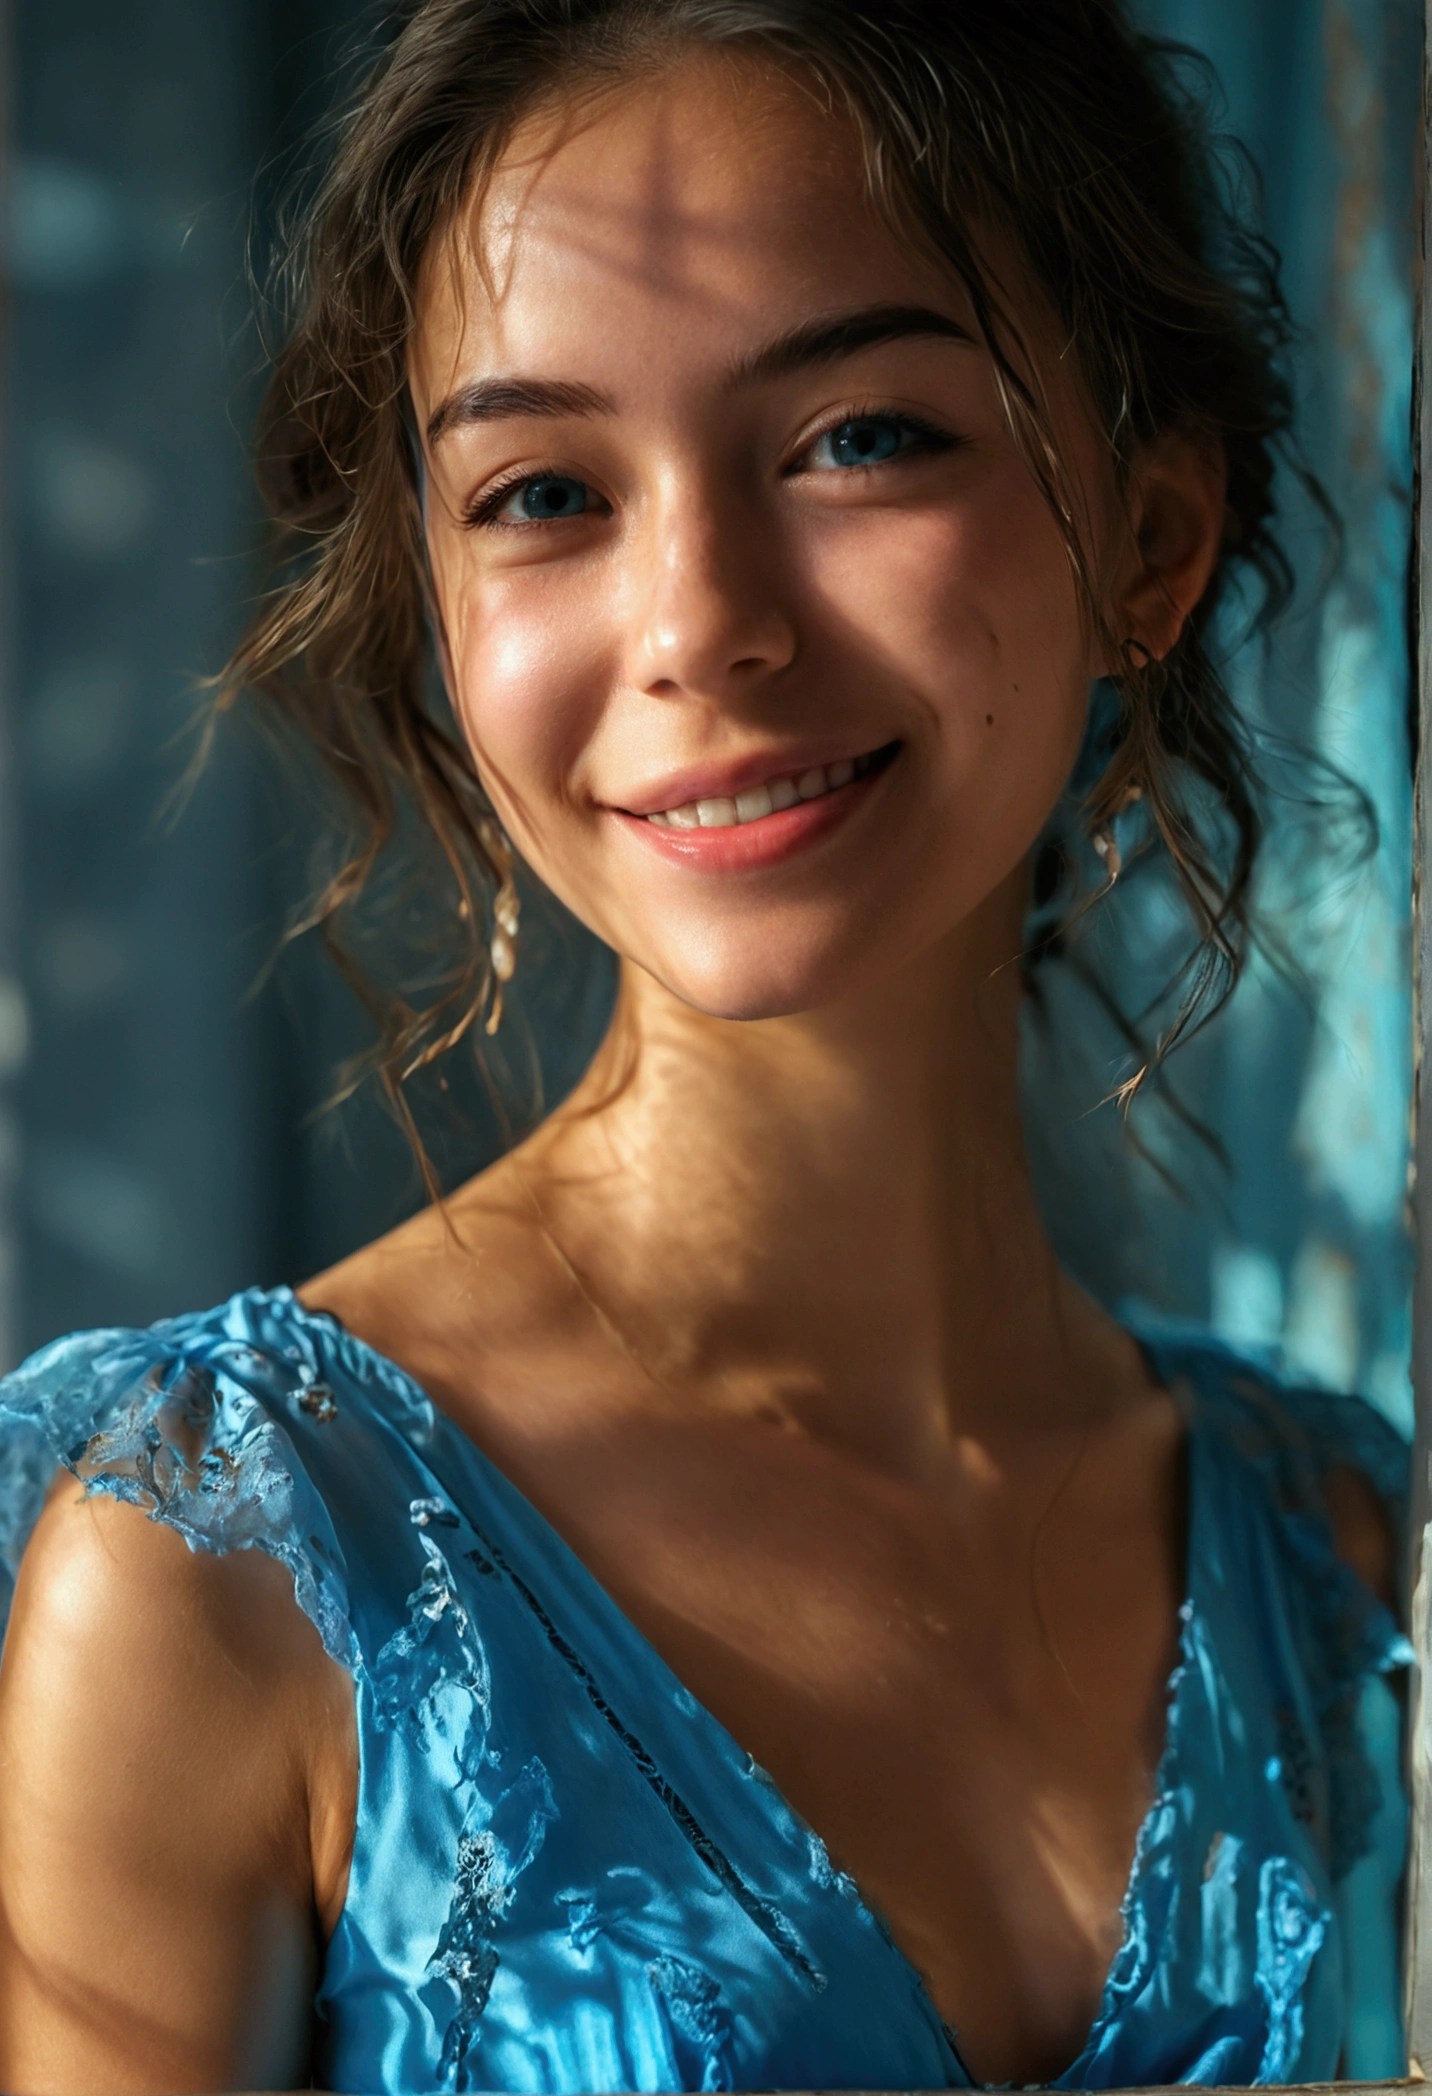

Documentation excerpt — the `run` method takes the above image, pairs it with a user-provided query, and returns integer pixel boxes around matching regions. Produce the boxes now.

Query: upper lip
[613,743,887,818]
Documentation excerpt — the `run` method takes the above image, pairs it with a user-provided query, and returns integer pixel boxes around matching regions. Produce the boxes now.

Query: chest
[321,1403,1347,2096]
[451,1404,1186,2080]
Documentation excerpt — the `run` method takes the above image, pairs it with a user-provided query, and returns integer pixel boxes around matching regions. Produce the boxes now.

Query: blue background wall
[1116,0,1419,1427]
[0,0,1419,1441]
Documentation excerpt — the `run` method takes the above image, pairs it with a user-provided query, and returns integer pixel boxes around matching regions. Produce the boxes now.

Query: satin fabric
[0,1288,1411,2090]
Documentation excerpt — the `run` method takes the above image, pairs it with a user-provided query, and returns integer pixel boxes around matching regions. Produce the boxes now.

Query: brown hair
[225,0,1320,1156]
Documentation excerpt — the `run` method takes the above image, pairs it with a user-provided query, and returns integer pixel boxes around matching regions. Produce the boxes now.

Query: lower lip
[615,765,887,873]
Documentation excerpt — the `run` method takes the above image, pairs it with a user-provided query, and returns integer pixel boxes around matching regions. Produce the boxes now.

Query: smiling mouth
[644,742,898,830]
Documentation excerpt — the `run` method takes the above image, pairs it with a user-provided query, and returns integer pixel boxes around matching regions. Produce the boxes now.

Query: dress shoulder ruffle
[0,1288,358,1668]
[1139,1321,1412,1880]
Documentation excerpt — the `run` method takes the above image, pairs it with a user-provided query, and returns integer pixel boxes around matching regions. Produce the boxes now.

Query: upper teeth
[647,755,862,829]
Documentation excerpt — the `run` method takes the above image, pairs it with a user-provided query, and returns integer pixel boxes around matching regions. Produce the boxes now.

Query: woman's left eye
[800,414,952,473]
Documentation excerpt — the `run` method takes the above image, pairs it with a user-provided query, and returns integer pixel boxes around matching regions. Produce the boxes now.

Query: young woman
[0,2,1412,2090]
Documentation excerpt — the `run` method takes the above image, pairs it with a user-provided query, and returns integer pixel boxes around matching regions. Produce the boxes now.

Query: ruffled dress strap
[0,1288,358,1668]
[1139,1323,1412,1883]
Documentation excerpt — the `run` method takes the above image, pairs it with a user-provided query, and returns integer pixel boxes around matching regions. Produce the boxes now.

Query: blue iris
[820,416,907,468]
[518,475,589,519]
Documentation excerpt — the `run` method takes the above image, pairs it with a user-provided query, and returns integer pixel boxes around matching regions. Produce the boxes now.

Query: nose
[625,486,798,701]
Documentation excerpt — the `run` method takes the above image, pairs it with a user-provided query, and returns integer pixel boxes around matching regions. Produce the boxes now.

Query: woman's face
[410,56,1125,1018]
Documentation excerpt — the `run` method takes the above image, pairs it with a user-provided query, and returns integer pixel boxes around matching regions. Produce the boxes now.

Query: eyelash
[461,407,964,531]
[463,471,598,532]
[789,407,964,475]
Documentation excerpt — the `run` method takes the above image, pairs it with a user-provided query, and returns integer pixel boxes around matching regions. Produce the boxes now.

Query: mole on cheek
[986,714,995,726]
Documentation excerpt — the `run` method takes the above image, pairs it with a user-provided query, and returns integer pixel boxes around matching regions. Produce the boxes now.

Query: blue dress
[0,1287,1412,2091]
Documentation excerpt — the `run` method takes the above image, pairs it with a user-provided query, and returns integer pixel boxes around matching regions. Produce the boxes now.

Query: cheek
[438,556,610,824]
[812,466,1090,778]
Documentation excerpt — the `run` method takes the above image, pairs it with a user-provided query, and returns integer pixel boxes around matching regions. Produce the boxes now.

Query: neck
[511,875,1121,1466]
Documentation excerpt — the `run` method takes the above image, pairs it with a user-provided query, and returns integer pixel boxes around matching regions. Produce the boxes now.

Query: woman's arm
[0,1478,356,2094]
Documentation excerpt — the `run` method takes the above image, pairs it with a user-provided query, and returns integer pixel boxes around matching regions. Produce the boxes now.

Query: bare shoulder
[303,1154,520,1327]
[5,1469,347,1738]
[0,1478,355,2091]
[300,1151,591,1410]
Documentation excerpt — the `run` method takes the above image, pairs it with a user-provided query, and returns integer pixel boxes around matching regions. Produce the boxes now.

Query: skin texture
[0,1486,355,2094]
[0,53,1396,2094]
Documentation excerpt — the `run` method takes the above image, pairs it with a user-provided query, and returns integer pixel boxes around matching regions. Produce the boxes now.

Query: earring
[1091,823,1122,886]
[1090,783,1142,892]
[477,818,520,1036]
[1092,650,1149,889]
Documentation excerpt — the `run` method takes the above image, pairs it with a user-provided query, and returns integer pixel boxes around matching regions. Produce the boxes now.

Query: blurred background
[0,0,1420,1432]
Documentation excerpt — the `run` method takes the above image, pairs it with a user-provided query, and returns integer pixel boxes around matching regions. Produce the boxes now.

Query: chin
[642,932,881,1023]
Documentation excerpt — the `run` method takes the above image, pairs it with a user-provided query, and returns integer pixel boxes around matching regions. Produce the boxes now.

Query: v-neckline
[290,1289,1200,2092]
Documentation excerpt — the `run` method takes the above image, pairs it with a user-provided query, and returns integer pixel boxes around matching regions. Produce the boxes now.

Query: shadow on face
[408,51,1220,1025]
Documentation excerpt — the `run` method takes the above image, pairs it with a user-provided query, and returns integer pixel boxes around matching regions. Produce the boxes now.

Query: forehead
[410,54,968,397]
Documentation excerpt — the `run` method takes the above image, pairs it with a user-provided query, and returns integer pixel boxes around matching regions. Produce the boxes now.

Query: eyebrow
[727,302,977,387]
[423,302,976,448]
[425,377,614,447]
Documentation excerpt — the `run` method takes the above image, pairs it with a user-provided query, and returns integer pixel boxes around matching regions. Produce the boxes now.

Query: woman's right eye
[473,473,596,528]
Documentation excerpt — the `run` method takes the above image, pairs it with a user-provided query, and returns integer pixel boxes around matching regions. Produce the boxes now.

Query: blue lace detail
[372,1523,492,1745]
[0,1296,356,1667]
[647,1953,735,2092]
[1062,1599,1197,2076]
[429,1756,560,2084]
[1254,1855,1329,2083]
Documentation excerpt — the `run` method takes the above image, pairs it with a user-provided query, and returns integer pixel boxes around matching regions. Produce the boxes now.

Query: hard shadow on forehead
[419,53,1053,447]
[425,51,991,342]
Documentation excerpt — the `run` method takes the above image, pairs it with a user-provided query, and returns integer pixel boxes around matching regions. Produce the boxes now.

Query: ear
[1109,427,1227,665]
